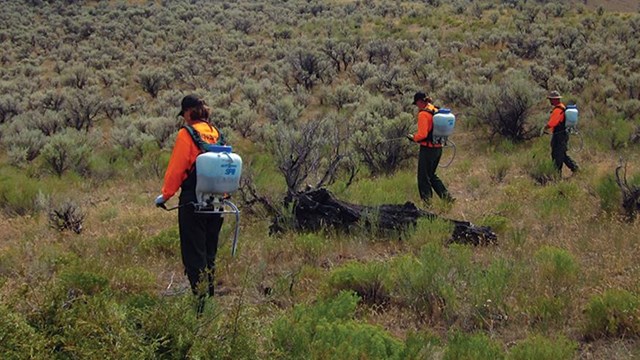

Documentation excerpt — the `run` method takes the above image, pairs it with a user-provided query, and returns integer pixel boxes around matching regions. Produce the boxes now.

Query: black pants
[417,146,450,201]
[178,204,224,296]
[551,132,578,173]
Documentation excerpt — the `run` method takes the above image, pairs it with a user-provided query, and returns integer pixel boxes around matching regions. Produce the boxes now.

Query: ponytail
[190,99,211,121]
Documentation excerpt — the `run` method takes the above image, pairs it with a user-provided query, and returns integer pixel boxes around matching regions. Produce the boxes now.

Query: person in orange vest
[155,95,224,311]
[407,91,454,204]
[542,90,579,174]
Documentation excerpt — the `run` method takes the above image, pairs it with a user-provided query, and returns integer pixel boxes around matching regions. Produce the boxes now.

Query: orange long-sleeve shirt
[547,103,566,133]
[412,104,441,148]
[161,121,220,201]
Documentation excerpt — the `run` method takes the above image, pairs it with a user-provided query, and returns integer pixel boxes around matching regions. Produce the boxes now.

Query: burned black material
[288,188,497,246]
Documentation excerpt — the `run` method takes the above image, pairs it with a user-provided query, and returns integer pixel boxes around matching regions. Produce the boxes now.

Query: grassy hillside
[1,0,639,358]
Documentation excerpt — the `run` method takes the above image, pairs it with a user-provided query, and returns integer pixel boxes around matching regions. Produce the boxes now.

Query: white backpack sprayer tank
[565,104,578,131]
[432,108,457,167]
[563,104,583,151]
[432,108,455,145]
[194,144,243,256]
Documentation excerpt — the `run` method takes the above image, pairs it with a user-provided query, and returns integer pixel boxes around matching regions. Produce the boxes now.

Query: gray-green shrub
[40,128,94,176]
[472,73,543,141]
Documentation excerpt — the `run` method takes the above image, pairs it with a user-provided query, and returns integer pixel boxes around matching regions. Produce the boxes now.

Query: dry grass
[5,125,639,357]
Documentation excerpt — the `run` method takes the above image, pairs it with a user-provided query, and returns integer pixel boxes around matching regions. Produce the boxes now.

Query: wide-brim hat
[547,90,562,99]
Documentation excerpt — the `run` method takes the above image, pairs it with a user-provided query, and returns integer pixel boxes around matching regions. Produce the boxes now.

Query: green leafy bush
[272,291,405,359]
[526,153,558,186]
[0,169,42,216]
[528,246,579,327]
[0,304,49,359]
[327,260,390,305]
[388,245,458,321]
[595,174,622,215]
[489,153,511,183]
[469,258,513,329]
[584,289,640,340]
[140,226,180,258]
[507,334,577,360]
[443,331,505,360]
[59,268,110,296]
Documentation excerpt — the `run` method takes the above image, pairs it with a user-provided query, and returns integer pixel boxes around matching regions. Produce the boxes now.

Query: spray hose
[158,199,241,256]
[539,126,584,153]
[439,140,456,168]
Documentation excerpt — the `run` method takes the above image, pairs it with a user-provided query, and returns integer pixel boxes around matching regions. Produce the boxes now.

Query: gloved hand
[155,194,166,209]
[539,126,548,136]
[406,133,414,141]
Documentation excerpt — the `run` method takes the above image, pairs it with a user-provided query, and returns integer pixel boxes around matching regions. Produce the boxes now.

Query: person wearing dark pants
[155,95,225,313]
[179,206,223,298]
[408,91,453,204]
[543,91,579,174]
[417,146,449,200]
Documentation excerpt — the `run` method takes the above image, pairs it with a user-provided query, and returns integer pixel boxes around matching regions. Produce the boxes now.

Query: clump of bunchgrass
[507,334,577,360]
[443,331,505,360]
[327,260,390,305]
[583,289,640,340]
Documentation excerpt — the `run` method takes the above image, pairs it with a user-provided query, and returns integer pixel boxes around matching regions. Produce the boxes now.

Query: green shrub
[294,232,329,264]
[40,128,94,176]
[388,245,458,320]
[507,334,577,360]
[469,258,514,329]
[489,153,511,183]
[0,169,42,216]
[272,291,404,359]
[59,268,110,296]
[595,174,622,215]
[351,109,413,176]
[536,181,579,218]
[528,246,579,327]
[534,246,579,295]
[591,117,634,150]
[407,217,454,250]
[526,156,558,185]
[43,293,153,359]
[327,260,390,305]
[443,331,505,360]
[471,73,542,142]
[0,304,49,359]
[480,214,509,234]
[140,226,180,258]
[584,289,640,340]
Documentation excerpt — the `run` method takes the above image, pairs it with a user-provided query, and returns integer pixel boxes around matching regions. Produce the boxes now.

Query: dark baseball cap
[412,91,427,105]
[177,94,201,117]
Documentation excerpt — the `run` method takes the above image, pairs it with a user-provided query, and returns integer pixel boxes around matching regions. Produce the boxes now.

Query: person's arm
[161,129,195,201]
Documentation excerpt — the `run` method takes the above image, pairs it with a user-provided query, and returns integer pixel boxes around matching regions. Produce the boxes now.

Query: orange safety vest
[161,121,220,201]
[412,104,442,148]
